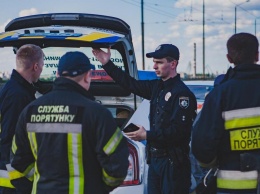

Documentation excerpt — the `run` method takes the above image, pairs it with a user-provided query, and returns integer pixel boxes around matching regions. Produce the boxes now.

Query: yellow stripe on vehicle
[103,127,123,155]
[66,32,113,41]
[0,31,15,40]
[19,36,44,39]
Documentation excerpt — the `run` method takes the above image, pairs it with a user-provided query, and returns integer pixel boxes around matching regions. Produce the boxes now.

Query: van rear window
[0,46,124,84]
[41,47,124,82]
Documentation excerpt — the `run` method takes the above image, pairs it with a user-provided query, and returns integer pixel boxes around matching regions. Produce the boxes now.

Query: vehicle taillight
[122,141,140,186]
[197,103,204,112]
[197,103,203,110]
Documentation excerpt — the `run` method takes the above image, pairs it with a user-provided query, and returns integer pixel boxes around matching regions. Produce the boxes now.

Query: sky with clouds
[0,0,259,75]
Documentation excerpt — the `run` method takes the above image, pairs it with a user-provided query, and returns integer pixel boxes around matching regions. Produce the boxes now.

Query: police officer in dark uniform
[10,51,129,194]
[93,44,197,194]
[192,33,260,194]
[0,44,44,194]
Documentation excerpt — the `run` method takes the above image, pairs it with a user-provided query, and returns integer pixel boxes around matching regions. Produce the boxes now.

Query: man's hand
[124,125,147,141]
[92,47,111,65]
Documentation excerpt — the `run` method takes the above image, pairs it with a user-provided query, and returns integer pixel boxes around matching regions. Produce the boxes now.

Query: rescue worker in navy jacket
[93,45,197,194]
[192,32,260,194]
[10,51,129,194]
[0,44,44,194]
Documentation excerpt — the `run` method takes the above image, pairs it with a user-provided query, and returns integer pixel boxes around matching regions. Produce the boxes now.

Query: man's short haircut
[16,44,44,70]
[227,32,259,65]
[165,56,175,63]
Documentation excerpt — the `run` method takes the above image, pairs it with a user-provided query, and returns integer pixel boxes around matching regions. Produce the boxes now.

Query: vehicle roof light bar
[51,14,79,20]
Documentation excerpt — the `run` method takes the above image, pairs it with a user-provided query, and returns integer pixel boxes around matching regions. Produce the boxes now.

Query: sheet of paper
[126,99,150,131]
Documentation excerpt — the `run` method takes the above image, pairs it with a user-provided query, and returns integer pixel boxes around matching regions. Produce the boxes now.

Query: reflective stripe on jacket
[0,169,14,188]
[11,77,129,194]
[217,170,258,190]
[192,64,260,193]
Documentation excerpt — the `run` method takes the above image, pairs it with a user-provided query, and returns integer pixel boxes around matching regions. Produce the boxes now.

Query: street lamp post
[234,0,250,34]
[202,0,205,79]
[141,0,145,70]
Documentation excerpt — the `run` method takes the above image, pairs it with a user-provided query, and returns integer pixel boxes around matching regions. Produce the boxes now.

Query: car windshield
[187,85,214,100]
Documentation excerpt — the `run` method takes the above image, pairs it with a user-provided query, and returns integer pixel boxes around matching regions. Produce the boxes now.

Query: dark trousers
[0,187,16,194]
[147,156,191,194]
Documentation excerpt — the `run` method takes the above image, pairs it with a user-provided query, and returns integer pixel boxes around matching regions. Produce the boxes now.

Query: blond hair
[16,44,44,70]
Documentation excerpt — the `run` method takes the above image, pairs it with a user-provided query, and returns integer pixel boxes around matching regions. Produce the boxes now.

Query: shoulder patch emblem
[179,97,189,109]
[165,92,171,101]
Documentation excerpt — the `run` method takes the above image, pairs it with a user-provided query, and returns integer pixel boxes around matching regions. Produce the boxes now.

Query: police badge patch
[179,97,189,109]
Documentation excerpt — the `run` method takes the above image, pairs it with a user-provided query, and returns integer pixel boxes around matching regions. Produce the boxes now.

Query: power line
[122,0,232,25]
[121,0,179,18]
[229,0,258,18]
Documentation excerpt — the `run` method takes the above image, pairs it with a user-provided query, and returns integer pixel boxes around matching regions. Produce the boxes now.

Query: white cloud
[0,19,11,32]
[19,8,38,17]
[185,24,202,36]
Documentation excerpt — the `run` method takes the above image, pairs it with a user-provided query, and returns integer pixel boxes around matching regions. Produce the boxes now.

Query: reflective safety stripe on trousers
[217,170,258,190]
[222,107,260,151]
[27,123,84,194]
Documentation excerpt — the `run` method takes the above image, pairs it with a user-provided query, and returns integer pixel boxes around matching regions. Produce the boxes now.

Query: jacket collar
[160,74,180,89]
[231,64,260,79]
[53,77,95,101]
[11,69,36,94]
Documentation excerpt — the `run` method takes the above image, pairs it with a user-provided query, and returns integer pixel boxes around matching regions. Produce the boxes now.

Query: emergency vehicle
[0,13,147,194]
[0,13,200,193]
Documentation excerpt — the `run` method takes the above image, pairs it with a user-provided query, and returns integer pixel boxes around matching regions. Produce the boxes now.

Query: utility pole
[202,0,205,79]
[193,43,196,78]
[141,0,145,70]
[235,6,237,34]
[234,0,250,34]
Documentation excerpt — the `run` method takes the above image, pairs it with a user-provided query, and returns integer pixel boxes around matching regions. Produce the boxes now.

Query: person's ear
[226,54,233,63]
[171,60,178,68]
[33,63,38,71]
[56,71,60,78]
[84,71,91,83]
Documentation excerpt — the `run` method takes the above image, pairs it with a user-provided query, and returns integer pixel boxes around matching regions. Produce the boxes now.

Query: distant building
[0,71,11,81]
